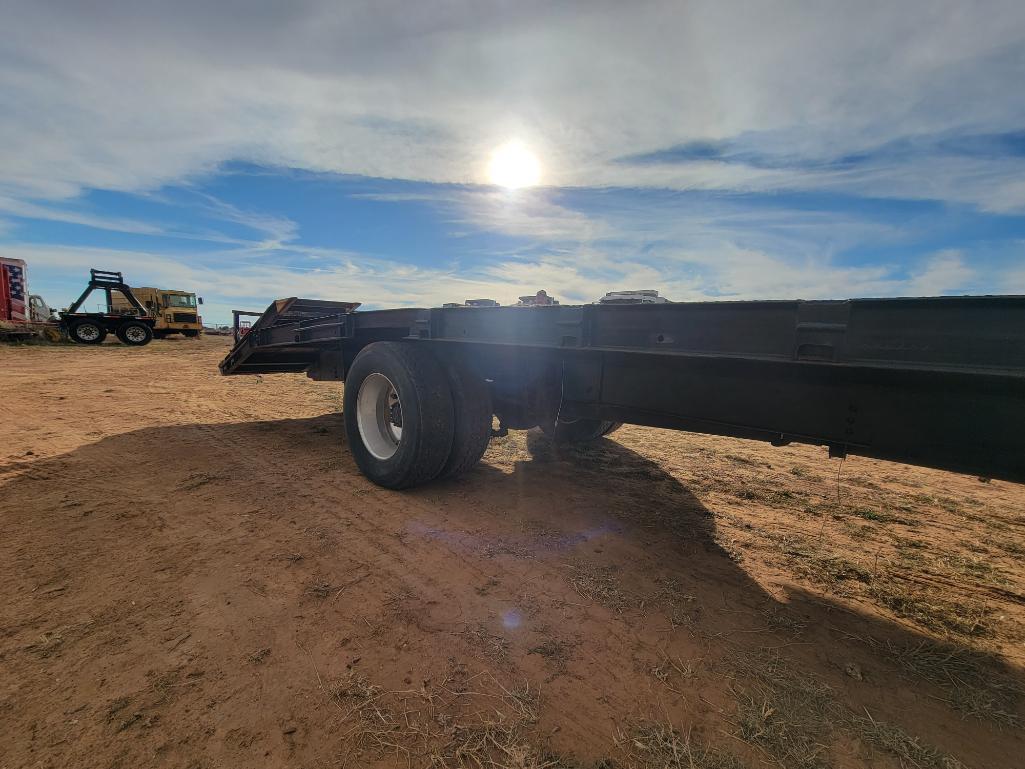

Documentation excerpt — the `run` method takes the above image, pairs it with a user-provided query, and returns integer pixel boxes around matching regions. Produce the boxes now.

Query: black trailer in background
[60,269,156,346]
[220,295,1025,487]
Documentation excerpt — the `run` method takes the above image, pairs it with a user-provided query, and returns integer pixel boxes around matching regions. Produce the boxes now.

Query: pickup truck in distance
[220,295,1025,489]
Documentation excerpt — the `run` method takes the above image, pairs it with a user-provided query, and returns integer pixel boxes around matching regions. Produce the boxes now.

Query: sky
[2,0,1025,325]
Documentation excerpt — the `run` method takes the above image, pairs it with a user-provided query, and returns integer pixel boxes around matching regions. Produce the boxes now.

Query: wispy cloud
[907,250,977,296]
[2,0,1024,314]
[188,193,300,248]
[0,195,166,235]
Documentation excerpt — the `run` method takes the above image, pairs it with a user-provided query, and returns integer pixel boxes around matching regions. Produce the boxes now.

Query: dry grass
[527,638,574,677]
[465,623,512,663]
[767,531,999,641]
[852,710,965,769]
[327,668,561,767]
[868,582,992,639]
[304,579,335,599]
[650,651,698,693]
[775,534,872,597]
[652,576,698,628]
[613,721,746,769]
[246,647,271,665]
[996,538,1025,557]
[761,606,808,636]
[564,561,632,612]
[724,649,972,769]
[858,636,1020,726]
[445,718,568,769]
[936,552,1008,585]
[730,653,839,769]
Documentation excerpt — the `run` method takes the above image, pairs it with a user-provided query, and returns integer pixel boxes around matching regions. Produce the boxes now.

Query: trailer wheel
[344,342,455,489]
[116,321,153,346]
[438,362,493,479]
[540,417,617,443]
[69,321,106,345]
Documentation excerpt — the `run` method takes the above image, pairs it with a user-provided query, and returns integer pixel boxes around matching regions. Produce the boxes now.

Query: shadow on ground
[1,414,1022,768]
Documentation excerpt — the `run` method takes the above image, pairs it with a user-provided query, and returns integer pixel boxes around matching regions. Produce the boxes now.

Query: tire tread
[439,362,492,479]
[344,342,454,489]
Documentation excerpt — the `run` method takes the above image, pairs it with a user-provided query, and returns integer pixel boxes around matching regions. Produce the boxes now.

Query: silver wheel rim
[124,325,147,343]
[77,324,101,341]
[356,373,403,460]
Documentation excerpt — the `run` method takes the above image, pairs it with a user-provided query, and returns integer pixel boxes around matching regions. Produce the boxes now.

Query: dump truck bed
[220,295,1025,483]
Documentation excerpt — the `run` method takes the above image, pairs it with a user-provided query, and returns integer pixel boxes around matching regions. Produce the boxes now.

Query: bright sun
[487,141,541,189]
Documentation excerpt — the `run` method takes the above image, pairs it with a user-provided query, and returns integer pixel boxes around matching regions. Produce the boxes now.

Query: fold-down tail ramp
[219,297,362,376]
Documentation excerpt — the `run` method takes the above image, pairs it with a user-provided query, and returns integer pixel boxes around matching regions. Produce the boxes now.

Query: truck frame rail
[220,295,1025,486]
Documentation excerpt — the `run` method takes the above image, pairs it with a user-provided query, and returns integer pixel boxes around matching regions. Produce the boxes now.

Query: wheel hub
[388,399,403,428]
[356,373,404,460]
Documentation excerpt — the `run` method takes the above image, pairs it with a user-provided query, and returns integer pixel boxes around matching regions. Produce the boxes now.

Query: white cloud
[2,1,1022,310]
[1,0,1025,209]
[7,234,980,328]
[907,250,976,296]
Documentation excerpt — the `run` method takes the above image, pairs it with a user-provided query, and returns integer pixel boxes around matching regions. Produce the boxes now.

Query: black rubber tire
[69,321,107,345]
[343,342,455,489]
[438,362,493,479]
[540,417,616,444]
[182,330,200,338]
[116,321,153,346]
[601,421,624,437]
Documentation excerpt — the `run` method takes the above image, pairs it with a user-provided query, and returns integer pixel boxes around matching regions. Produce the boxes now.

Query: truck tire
[69,321,106,345]
[183,330,200,338]
[438,362,493,479]
[116,321,153,346]
[540,417,618,443]
[601,421,624,436]
[344,342,455,489]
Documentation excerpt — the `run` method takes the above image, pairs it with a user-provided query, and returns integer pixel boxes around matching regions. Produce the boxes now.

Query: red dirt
[2,336,1023,768]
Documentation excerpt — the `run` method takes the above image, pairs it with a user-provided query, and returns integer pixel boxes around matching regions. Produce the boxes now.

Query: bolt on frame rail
[220,295,1025,489]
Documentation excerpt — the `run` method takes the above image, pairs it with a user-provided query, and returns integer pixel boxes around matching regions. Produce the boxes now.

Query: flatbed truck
[219,295,1025,489]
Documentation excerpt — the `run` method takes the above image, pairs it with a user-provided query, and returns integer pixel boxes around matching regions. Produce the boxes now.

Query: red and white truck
[0,257,57,341]
[0,256,29,323]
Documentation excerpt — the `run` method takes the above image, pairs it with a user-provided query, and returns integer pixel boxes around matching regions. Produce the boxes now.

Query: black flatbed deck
[220,295,1025,483]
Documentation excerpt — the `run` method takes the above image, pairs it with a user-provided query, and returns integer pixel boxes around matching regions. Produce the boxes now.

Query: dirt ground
[2,335,1024,769]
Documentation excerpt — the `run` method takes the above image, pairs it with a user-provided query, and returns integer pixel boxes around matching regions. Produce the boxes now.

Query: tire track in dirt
[172,408,713,746]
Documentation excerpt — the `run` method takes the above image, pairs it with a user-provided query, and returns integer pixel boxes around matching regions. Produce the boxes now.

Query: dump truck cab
[119,287,203,338]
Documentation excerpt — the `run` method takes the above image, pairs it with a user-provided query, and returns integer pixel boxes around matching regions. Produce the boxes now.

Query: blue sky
[2,1,1025,324]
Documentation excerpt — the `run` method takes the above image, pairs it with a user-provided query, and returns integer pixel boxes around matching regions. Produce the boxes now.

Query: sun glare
[487,141,541,189]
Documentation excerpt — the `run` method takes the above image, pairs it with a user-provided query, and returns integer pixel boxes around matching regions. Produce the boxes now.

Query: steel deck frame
[220,295,1025,483]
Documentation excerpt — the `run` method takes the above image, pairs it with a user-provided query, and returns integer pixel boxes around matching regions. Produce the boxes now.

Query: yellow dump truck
[113,286,203,338]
